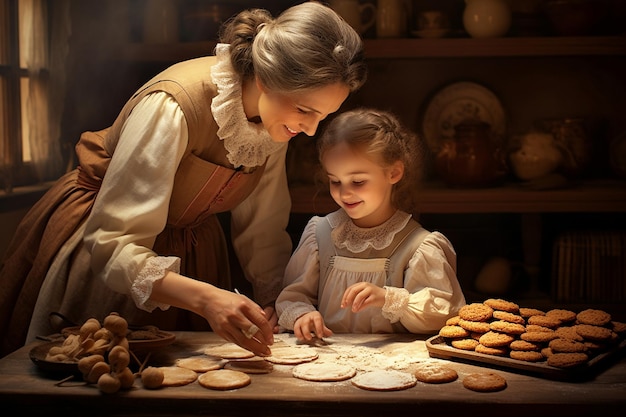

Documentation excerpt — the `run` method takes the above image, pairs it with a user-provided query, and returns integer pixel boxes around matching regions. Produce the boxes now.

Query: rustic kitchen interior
[1,0,625,415]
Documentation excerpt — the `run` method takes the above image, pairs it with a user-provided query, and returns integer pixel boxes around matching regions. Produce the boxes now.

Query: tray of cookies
[426,299,626,380]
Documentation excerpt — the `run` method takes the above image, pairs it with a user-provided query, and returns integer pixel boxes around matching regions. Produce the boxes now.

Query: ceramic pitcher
[376,0,408,38]
[463,0,511,38]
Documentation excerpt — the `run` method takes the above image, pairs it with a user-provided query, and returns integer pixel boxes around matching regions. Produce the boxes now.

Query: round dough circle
[351,370,417,391]
[203,343,256,359]
[198,369,251,390]
[175,355,223,372]
[264,346,319,365]
[292,362,356,382]
[224,359,274,374]
[158,366,198,387]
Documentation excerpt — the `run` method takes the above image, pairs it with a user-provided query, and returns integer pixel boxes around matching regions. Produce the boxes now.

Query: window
[0,0,67,194]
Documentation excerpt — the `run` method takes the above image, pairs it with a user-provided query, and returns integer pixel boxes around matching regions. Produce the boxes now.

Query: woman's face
[322,142,404,228]
[257,82,350,143]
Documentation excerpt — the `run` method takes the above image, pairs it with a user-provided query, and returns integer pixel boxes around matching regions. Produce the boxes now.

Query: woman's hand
[293,311,333,341]
[201,289,275,356]
[149,273,274,357]
[341,282,386,313]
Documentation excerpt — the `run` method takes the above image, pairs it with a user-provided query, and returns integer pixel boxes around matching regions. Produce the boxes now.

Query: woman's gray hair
[220,1,367,93]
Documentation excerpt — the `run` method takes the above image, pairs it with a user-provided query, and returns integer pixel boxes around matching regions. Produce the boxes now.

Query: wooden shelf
[110,36,626,62]
[289,179,626,214]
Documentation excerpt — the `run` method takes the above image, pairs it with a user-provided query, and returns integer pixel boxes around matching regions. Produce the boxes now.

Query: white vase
[463,0,511,38]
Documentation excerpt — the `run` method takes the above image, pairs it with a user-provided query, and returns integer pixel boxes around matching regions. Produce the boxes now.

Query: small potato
[79,318,101,339]
[108,345,130,370]
[141,367,164,389]
[103,313,128,337]
[77,354,105,376]
[98,373,121,394]
[86,361,111,384]
[117,367,135,390]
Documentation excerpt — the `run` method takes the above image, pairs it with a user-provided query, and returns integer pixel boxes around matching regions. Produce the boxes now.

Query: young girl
[276,108,466,341]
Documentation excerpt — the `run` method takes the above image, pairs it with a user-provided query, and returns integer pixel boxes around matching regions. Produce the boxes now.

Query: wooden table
[1,332,625,417]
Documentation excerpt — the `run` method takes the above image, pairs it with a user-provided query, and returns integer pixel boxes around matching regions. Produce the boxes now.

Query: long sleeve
[230,142,293,307]
[83,92,188,311]
[385,232,466,333]
[275,217,322,330]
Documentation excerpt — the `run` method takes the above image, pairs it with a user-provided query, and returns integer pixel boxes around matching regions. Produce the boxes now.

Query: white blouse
[276,210,466,334]
[83,51,292,312]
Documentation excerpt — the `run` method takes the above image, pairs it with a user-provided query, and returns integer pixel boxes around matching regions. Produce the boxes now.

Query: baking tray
[426,335,626,381]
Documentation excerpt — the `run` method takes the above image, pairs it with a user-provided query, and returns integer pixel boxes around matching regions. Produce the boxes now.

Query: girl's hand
[341,282,386,313]
[293,311,333,341]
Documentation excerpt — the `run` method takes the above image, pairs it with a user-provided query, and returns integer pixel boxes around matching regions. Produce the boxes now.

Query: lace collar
[328,209,412,253]
[210,43,284,167]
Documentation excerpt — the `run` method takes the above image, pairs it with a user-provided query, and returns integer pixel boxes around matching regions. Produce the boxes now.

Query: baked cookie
[525,324,554,333]
[483,298,519,313]
[492,310,525,325]
[611,321,626,335]
[547,352,589,368]
[541,347,553,357]
[548,338,588,353]
[519,307,545,318]
[575,324,614,342]
[475,344,508,356]
[520,330,557,343]
[576,309,612,327]
[459,303,494,322]
[510,350,544,362]
[198,369,251,390]
[414,363,458,384]
[554,326,584,342]
[546,309,577,324]
[458,319,491,334]
[451,338,480,351]
[479,331,515,347]
[439,325,470,339]
[462,372,507,392]
[489,320,526,335]
[445,315,461,326]
[509,340,541,351]
[527,315,561,329]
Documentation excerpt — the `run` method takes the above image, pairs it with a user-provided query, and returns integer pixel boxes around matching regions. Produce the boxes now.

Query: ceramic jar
[508,131,562,181]
[436,120,505,187]
[463,0,512,38]
[376,0,408,38]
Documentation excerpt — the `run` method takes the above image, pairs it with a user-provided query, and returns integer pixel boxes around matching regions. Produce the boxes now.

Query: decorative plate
[421,81,506,153]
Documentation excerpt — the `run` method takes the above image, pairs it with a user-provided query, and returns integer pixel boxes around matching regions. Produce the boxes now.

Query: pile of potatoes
[47,312,135,394]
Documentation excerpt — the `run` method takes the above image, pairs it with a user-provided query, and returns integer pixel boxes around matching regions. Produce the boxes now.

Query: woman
[0,1,367,357]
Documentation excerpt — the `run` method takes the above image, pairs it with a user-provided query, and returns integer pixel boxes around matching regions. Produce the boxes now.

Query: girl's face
[257,81,350,143]
[322,142,404,228]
